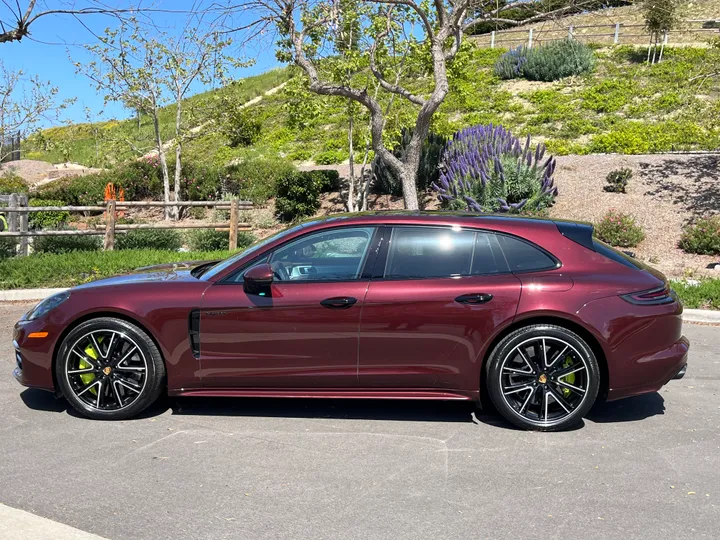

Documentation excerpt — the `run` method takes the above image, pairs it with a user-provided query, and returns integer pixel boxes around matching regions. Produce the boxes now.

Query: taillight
[621,285,676,305]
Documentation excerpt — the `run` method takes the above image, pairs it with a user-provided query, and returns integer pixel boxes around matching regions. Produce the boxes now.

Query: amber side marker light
[28,332,49,339]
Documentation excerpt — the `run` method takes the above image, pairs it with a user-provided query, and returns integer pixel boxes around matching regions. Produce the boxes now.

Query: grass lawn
[672,280,720,310]
[0,250,233,290]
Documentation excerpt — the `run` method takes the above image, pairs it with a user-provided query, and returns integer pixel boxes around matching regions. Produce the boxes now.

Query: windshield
[199,222,312,281]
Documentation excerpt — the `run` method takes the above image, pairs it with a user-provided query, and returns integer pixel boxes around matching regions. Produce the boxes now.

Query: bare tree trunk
[137,110,141,131]
[647,36,653,64]
[173,94,183,221]
[651,36,658,64]
[151,106,171,220]
[346,104,356,212]
[658,37,666,63]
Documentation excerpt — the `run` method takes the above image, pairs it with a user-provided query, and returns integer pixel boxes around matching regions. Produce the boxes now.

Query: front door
[199,226,378,389]
[358,226,522,393]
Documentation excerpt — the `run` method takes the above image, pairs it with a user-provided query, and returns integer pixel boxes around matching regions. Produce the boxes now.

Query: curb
[683,308,720,324]
[0,288,68,302]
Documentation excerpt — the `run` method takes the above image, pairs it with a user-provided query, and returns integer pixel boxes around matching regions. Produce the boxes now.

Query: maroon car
[13,212,688,431]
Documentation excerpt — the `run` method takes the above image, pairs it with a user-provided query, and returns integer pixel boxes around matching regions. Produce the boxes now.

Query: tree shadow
[588,392,665,423]
[639,155,720,219]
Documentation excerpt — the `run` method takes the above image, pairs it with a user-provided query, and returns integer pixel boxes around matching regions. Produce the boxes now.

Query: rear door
[358,226,522,393]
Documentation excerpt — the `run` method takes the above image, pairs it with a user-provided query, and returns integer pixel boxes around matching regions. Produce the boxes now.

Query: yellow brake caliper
[79,341,101,395]
[560,355,576,398]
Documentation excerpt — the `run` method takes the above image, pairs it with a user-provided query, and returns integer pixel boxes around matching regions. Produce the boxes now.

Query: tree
[76,18,238,218]
[234,0,585,210]
[643,0,679,64]
[0,60,72,161]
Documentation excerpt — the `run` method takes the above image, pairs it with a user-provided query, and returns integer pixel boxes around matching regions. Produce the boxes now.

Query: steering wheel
[272,262,290,281]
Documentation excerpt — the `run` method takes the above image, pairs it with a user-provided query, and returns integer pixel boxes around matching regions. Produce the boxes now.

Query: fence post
[614,22,620,44]
[528,28,533,49]
[490,30,495,48]
[104,199,115,251]
[18,194,28,256]
[229,199,239,251]
[568,25,574,39]
[8,193,18,256]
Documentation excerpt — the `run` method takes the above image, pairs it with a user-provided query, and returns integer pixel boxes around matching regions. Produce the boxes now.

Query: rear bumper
[607,335,689,401]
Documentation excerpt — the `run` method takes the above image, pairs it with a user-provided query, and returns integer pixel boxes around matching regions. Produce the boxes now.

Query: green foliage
[224,157,296,204]
[28,199,70,230]
[115,229,183,251]
[219,105,262,147]
[678,217,720,255]
[185,229,255,252]
[581,79,636,113]
[178,163,221,202]
[0,249,232,289]
[594,210,645,247]
[0,171,27,194]
[670,279,720,310]
[0,238,17,259]
[521,39,595,82]
[588,120,711,154]
[37,173,107,206]
[275,171,323,222]
[494,46,528,80]
[33,233,102,254]
[604,168,633,193]
[189,206,206,219]
[314,149,348,165]
[372,128,447,196]
[112,157,165,199]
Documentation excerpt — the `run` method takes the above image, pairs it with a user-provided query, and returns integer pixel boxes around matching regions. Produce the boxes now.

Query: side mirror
[243,263,273,294]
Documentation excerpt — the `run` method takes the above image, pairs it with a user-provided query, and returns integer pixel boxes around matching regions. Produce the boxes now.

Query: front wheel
[486,324,600,431]
[55,317,166,420]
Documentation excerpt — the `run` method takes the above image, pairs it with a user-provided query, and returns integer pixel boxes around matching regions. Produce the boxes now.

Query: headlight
[26,291,70,321]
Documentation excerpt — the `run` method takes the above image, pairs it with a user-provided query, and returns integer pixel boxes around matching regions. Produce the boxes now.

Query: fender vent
[189,310,200,358]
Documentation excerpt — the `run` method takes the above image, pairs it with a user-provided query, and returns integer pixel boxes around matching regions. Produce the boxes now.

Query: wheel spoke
[71,347,97,367]
[104,332,117,360]
[113,345,138,369]
[67,367,95,375]
[556,380,586,395]
[115,376,141,394]
[503,384,533,396]
[542,387,549,421]
[96,379,105,408]
[90,334,104,359]
[541,339,548,368]
[115,365,146,372]
[555,365,586,379]
[547,387,573,414]
[519,386,536,414]
[76,379,100,397]
[111,380,124,407]
[514,346,536,373]
[546,345,569,370]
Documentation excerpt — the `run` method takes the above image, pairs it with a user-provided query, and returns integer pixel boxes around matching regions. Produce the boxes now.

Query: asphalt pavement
[0,303,718,540]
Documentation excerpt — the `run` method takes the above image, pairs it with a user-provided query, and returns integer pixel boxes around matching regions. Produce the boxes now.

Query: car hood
[72,260,215,290]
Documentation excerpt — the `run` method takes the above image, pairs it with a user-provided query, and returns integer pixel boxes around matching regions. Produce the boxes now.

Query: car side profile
[13,212,689,431]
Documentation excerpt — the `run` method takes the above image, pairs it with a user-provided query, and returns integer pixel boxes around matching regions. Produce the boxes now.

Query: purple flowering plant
[432,123,558,213]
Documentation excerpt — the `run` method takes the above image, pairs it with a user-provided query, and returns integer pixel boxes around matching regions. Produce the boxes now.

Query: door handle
[320,296,358,309]
[455,293,493,304]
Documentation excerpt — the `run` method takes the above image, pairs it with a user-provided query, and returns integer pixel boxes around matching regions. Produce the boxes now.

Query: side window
[268,227,375,281]
[496,234,557,273]
[472,232,509,275]
[384,227,475,279]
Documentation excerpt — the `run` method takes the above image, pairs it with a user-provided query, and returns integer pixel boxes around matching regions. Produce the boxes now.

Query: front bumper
[13,320,57,392]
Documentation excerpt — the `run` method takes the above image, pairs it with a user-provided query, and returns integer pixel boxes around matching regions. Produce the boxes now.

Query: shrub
[372,128,447,196]
[521,39,595,82]
[189,207,206,219]
[37,173,107,206]
[28,199,70,230]
[115,229,183,251]
[186,229,255,251]
[113,157,164,200]
[678,217,720,255]
[308,169,341,192]
[224,158,296,204]
[604,168,633,193]
[594,210,645,247]
[275,171,323,222]
[432,123,557,213]
[0,170,27,194]
[0,238,17,259]
[178,163,221,202]
[314,149,348,165]
[494,46,528,79]
[220,106,262,147]
[33,233,102,254]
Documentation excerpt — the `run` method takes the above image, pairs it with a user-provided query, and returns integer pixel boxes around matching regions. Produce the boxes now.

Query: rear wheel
[55,317,165,420]
[486,324,600,431]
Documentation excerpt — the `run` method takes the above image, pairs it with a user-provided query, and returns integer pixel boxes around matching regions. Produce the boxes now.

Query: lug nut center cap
[103,367,112,376]
[538,374,547,384]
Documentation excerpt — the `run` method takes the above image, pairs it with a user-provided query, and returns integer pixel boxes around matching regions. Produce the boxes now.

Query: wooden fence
[0,195,253,256]
[473,19,720,49]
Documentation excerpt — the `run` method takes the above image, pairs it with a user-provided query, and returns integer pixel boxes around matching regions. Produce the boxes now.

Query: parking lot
[0,302,718,539]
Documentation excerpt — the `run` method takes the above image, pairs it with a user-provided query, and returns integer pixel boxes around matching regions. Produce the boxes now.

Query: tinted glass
[385,227,475,279]
[496,234,557,273]
[593,239,645,270]
[472,232,509,275]
[268,227,375,281]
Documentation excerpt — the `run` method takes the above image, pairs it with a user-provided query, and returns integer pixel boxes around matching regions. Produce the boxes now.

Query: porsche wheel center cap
[538,374,547,384]
[103,367,112,376]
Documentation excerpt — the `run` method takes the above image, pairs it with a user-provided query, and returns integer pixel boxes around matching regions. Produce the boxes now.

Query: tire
[486,324,600,432]
[55,317,166,420]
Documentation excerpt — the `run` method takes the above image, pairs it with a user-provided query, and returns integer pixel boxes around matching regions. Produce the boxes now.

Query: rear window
[592,239,645,270]
[496,234,558,273]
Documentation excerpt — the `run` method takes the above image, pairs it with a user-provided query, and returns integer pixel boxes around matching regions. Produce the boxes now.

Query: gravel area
[0,159,55,184]
[550,153,720,279]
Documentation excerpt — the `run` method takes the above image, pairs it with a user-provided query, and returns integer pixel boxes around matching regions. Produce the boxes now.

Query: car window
[472,232,509,275]
[384,227,475,279]
[496,234,557,273]
[266,227,376,281]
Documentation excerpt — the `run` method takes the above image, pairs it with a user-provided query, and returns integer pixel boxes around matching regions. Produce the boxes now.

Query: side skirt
[169,388,479,401]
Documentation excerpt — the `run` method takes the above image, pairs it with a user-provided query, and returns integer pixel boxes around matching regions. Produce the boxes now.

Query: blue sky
[1,0,280,127]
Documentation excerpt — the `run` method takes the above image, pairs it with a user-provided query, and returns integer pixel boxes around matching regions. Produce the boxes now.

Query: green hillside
[23,43,720,169]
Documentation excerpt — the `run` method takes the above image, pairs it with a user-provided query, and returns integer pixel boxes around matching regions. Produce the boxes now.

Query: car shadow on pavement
[19,388,67,413]
[587,392,665,423]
